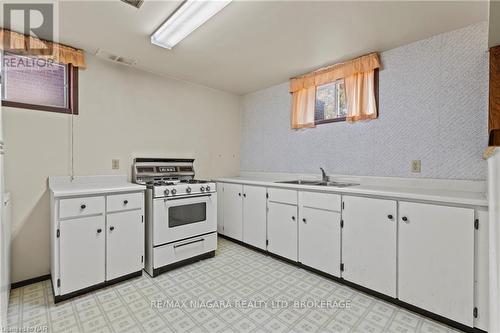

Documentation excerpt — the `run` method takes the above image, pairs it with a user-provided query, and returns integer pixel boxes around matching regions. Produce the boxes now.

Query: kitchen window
[1,52,79,114]
[314,79,347,124]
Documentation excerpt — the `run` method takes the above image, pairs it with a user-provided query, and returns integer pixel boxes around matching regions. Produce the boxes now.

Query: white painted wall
[240,23,489,180]
[4,54,241,282]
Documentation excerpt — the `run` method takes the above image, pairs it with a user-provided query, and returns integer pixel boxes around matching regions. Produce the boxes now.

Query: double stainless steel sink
[276,180,359,188]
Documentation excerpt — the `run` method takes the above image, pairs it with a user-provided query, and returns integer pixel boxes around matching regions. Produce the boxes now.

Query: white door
[299,207,341,276]
[59,215,105,295]
[106,210,144,280]
[242,185,267,250]
[342,196,397,297]
[267,202,298,261]
[221,183,243,240]
[399,202,474,326]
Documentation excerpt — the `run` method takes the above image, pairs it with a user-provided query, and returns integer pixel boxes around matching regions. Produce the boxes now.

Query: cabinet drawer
[154,233,217,268]
[59,196,105,219]
[107,192,143,212]
[268,188,297,205]
[300,191,341,211]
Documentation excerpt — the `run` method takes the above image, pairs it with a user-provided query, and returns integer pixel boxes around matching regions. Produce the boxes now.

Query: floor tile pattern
[6,238,464,332]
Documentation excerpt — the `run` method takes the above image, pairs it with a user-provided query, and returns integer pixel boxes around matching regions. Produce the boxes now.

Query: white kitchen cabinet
[220,183,243,240]
[59,215,106,295]
[298,191,341,276]
[106,210,144,280]
[398,202,474,326]
[342,196,397,297]
[299,207,341,276]
[475,209,489,331]
[267,201,298,261]
[242,185,267,250]
[50,176,145,302]
[218,183,266,249]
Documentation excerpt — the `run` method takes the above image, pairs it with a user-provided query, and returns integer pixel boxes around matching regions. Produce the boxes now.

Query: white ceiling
[1,1,489,94]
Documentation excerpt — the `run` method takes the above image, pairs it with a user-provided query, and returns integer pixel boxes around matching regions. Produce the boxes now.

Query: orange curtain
[344,70,377,122]
[290,53,380,128]
[0,28,86,68]
[291,87,316,129]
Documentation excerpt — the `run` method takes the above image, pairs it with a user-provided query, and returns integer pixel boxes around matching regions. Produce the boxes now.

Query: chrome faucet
[320,167,328,182]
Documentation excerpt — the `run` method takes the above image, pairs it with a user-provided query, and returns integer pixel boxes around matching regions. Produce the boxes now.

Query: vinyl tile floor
[6,238,464,333]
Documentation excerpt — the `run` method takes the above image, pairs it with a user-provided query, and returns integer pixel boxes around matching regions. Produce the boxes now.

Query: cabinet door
[342,196,397,297]
[106,210,144,280]
[399,202,474,326]
[59,215,105,295]
[299,207,341,276]
[242,185,267,250]
[267,202,297,261]
[221,183,243,240]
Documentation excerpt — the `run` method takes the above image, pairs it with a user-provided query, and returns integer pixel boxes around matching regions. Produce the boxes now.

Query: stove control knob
[164,189,170,196]
[206,185,211,192]
[186,187,192,193]
[171,189,177,195]
[200,186,205,192]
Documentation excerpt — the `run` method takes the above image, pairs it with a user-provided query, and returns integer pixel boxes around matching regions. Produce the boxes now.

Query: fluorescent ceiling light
[151,0,232,50]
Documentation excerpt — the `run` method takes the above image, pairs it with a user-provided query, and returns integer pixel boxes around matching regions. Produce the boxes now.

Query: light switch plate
[112,159,120,170]
[411,160,421,173]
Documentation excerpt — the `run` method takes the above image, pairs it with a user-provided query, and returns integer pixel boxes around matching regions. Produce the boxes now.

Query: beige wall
[4,54,241,282]
[490,0,500,47]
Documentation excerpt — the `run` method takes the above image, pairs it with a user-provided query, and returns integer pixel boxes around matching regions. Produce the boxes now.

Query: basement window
[314,79,347,124]
[1,52,79,114]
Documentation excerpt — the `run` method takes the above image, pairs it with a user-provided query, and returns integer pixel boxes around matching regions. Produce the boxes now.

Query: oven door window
[169,203,207,227]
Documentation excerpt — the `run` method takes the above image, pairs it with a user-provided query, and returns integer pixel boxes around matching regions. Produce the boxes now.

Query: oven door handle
[164,193,212,201]
[174,238,204,249]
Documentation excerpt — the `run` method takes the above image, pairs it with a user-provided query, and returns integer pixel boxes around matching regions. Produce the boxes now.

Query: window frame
[314,68,379,125]
[1,52,79,115]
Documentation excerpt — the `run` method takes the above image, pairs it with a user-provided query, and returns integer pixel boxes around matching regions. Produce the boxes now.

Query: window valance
[0,28,86,68]
[290,53,380,93]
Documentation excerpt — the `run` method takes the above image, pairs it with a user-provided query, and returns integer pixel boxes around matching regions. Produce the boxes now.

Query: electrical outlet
[411,160,421,173]
[112,159,120,170]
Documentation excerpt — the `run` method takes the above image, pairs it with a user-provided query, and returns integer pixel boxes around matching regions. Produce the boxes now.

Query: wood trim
[2,100,74,114]
[315,117,347,125]
[68,64,79,115]
[489,45,500,145]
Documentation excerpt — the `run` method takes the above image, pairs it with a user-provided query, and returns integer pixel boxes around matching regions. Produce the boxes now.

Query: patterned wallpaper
[240,22,489,180]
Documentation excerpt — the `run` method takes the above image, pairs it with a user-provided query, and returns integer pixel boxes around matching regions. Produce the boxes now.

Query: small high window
[314,80,347,124]
[1,52,79,114]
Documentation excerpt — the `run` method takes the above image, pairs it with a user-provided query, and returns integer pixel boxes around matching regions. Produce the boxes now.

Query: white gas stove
[133,158,217,277]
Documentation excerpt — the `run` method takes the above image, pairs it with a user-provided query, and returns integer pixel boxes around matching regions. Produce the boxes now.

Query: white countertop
[215,176,488,207]
[49,175,146,198]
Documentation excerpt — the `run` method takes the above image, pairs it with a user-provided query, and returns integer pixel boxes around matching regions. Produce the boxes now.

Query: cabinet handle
[238,193,241,197]
[402,216,408,222]
[387,214,393,220]
[243,193,246,197]
[123,200,128,205]
[80,204,86,209]
[110,226,115,231]
[292,216,296,221]
[302,218,307,223]
[97,228,102,233]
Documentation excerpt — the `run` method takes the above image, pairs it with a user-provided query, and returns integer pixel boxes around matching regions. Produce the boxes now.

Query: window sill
[315,117,346,125]
[1,100,78,115]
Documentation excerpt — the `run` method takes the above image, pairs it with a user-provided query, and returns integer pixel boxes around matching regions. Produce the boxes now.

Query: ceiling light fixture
[151,0,232,50]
